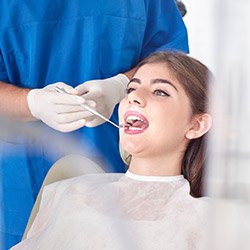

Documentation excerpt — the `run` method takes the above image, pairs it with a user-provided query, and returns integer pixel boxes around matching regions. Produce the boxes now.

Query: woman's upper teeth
[126,115,143,123]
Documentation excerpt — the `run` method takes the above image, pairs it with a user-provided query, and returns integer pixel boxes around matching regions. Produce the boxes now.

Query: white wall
[182,0,215,72]
[188,1,250,248]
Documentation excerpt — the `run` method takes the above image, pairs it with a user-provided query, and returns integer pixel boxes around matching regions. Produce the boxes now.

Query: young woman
[12,51,212,250]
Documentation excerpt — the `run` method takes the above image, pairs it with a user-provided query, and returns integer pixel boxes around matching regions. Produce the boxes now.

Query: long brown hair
[135,51,211,197]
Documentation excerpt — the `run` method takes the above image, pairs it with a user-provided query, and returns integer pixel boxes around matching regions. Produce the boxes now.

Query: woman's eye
[126,87,136,94]
[153,89,170,96]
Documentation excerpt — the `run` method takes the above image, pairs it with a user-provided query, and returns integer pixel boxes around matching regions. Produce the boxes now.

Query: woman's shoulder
[191,195,211,204]
[184,195,211,211]
[183,195,211,223]
[191,195,211,209]
[171,187,211,218]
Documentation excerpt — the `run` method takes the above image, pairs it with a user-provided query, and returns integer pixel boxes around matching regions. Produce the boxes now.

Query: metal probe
[54,86,128,129]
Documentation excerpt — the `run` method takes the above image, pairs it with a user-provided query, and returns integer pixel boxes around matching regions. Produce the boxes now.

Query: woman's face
[119,62,194,159]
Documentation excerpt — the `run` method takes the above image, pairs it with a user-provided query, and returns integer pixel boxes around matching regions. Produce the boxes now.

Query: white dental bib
[12,171,210,250]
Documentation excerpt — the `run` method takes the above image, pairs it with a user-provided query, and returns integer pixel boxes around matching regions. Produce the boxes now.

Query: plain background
[182,0,215,72]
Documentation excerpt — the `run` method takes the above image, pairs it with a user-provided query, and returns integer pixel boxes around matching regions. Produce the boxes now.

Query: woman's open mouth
[123,111,149,134]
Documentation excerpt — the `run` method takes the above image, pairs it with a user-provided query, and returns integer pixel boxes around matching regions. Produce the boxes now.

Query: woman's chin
[123,143,145,156]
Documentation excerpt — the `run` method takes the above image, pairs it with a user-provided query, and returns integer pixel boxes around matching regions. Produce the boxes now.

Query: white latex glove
[27,82,96,132]
[75,74,129,127]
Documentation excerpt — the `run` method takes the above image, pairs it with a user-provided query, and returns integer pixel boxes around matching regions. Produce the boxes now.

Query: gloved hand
[27,82,96,132]
[75,74,129,127]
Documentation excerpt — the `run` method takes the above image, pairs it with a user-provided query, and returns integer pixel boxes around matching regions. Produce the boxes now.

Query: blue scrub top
[0,0,188,248]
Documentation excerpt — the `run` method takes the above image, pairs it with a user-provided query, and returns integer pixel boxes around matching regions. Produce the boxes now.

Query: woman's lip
[123,110,149,134]
[124,124,149,134]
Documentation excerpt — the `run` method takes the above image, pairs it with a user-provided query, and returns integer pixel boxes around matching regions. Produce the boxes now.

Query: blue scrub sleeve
[0,51,8,82]
[141,0,189,58]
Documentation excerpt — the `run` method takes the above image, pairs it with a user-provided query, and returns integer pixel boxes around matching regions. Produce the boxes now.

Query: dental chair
[22,154,105,240]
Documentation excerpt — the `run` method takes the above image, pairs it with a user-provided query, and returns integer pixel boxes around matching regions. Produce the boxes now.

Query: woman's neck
[128,154,182,177]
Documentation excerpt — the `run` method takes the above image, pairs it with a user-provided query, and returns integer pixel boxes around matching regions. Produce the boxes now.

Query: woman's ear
[185,113,212,140]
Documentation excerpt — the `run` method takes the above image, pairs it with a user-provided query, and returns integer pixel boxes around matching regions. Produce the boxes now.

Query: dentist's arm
[123,67,137,81]
[0,81,95,132]
[0,81,33,121]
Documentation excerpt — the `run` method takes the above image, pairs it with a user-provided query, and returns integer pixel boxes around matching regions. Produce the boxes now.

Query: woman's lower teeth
[128,126,143,131]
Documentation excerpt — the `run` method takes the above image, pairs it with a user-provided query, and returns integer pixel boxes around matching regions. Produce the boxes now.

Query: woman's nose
[128,89,146,107]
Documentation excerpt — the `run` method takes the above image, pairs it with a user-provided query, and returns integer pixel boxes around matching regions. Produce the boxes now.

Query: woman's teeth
[125,115,145,130]
[127,126,143,130]
[126,115,143,125]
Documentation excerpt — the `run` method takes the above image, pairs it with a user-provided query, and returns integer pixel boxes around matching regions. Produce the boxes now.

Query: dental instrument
[54,86,128,129]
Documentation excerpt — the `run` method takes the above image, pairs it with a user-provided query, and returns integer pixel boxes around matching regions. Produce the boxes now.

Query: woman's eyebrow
[128,78,141,84]
[127,78,141,87]
[128,78,178,92]
[151,78,178,91]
